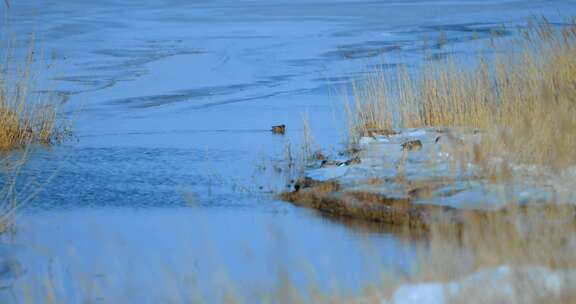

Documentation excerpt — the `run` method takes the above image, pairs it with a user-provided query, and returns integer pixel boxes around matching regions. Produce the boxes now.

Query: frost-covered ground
[304,128,576,211]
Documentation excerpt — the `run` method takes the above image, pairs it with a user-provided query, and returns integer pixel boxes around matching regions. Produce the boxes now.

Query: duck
[271,124,286,135]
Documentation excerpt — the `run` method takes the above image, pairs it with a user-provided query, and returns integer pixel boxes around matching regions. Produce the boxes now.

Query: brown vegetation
[0,48,68,151]
[336,18,576,303]
[0,43,69,233]
[346,18,576,172]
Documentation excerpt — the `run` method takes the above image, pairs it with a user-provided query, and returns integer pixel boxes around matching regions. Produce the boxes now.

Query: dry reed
[0,46,66,151]
[0,41,69,231]
[340,17,576,303]
[347,18,576,172]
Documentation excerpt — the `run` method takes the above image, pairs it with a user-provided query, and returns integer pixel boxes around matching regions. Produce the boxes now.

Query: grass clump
[0,48,67,151]
[0,41,69,230]
[347,17,576,172]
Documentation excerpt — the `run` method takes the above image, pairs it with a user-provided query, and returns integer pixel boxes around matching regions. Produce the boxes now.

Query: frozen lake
[2,0,576,301]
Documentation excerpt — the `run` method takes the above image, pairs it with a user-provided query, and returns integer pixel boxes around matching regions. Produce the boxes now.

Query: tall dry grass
[0,40,69,232]
[374,201,576,304]
[341,17,576,303]
[0,47,65,151]
[347,18,576,172]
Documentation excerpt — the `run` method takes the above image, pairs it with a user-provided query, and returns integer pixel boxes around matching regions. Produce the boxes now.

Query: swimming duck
[271,124,286,135]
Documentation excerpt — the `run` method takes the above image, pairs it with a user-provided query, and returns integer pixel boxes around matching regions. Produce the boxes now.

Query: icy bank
[280,128,576,226]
